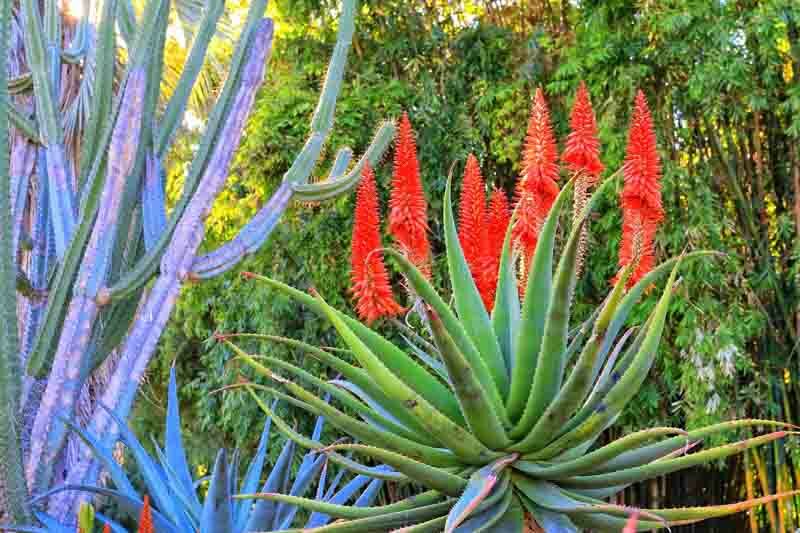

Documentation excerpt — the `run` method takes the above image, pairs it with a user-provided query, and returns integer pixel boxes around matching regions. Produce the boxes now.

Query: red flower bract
[351,163,403,323]
[562,81,604,181]
[389,112,431,276]
[513,88,560,269]
[457,154,493,309]
[617,90,662,287]
[138,495,154,533]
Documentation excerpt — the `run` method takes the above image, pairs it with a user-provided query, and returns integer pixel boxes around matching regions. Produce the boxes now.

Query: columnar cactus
[0,0,393,521]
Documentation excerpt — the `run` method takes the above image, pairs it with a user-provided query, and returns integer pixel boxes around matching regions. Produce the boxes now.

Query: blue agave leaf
[148,437,201,529]
[165,366,198,505]
[305,473,372,528]
[244,439,295,532]
[59,415,137,498]
[234,411,274,532]
[98,404,183,524]
[321,465,347,501]
[33,512,71,533]
[200,450,233,533]
[274,453,327,530]
[329,380,411,431]
[95,512,129,533]
[354,477,384,507]
[30,486,178,533]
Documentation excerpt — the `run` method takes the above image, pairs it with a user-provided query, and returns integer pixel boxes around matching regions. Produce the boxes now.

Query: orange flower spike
[457,154,493,309]
[484,187,511,306]
[513,88,560,271]
[350,163,404,323]
[617,91,663,287]
[389,112,431,275]
[562,81,604,181]
[138,495,154,533]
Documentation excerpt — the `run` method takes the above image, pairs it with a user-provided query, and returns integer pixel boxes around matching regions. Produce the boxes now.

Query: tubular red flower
[457,154,493,309]
[484,187,511,308]
[351,163,403,323]
[513,88,560,271]
[562,81,604,181]
[138,495,154,533]
[617,91,662,287]
[389,112,431,275]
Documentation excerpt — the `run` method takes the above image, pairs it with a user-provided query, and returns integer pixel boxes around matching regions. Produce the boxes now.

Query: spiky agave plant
[17,368,390,532]
[227,163,800,531]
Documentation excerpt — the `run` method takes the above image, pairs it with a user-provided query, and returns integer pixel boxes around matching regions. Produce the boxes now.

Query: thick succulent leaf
[528,260,682,460]
[279,501,454,533]
[244,439,295,532]
[518,496,579,533]
[231,345,433,445]
[489,496,525,533]
[322,444,467,496]
[384,249,509,426]
[401,335,450,383]
[512,265,632,453]
[240,490,443,521]
[244,387,410,482]
[200,450,233,533]
[570,512,666,531]
[443,176,509,396]
[490,227,520,374]
[305,473,378,527]
[393,516,448,532]
[452,483,513,533]
[561,431,790,489]
[274,454,327,529]
[234,412,273,532]
[312,293,493,463]
[165,367,198,505]
[30,486,177,533]
[427,309,510,449]
[516,427,686,479]
[251,332,431,437]
[237,279,466,427]
[635,490,800,522]
[507,180,573,421]
[445,456,517,531]
[512,178,613,440]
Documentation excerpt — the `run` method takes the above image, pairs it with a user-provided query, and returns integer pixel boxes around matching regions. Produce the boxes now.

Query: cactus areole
[234,93,797,531]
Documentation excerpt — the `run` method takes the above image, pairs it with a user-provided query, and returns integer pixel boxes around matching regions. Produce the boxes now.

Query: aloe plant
[14,368,389,533]
[0,0,394,522]
[231,169,798,529]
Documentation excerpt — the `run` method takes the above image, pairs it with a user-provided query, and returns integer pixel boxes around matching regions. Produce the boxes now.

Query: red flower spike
[457,155,493,309]
[483,187,511,307]
[617,91,662,287]
[389,112,431,276]
[103,525,111,533]
[138,495,154,533]
[513,88,561,277]
[562,81,604,181]
[351,163,404,323]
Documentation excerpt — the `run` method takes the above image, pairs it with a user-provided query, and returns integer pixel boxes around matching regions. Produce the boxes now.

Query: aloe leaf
[518,496,579,533]
[589,419,790,475]
[488,496,525,533]
[246,332,431,437]
[244,388,410,482]
[562,431,791,489]
[427,309,510,449]
[393,515,448,532]
[445,456,518,531]
[279,502,454,533]
[516,427,687,479]
[230,344,433,445]
[507,180,573,421]
[512,265,632,452]
[630,490,800,522]
[322,444,467,496]
[569,512,665,531]
[280,379,462,467]
[452,481,513,533]
[313,293,494,464]
[512,177,614,440]
[386,249,509,426]
[491,225,520,374]
[443,176,509,395]
[528,259,683,460]
[275,454,327,529]
[306,473,377,527]
[241,491,444,521]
